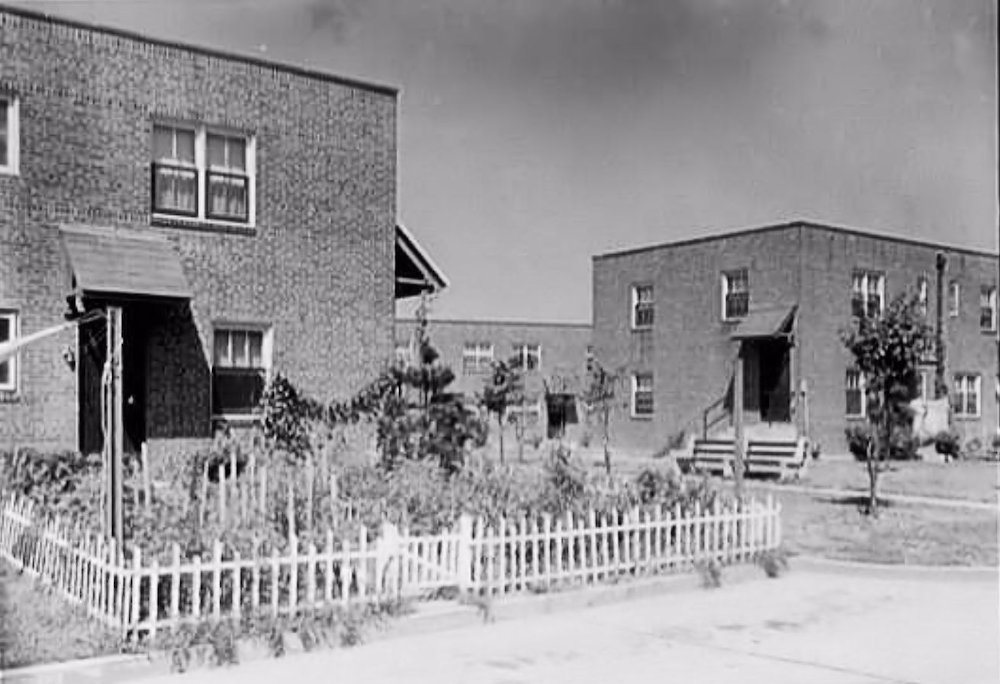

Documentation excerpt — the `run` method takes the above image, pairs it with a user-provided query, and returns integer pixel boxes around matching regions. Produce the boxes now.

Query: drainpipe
[935,252,947,399]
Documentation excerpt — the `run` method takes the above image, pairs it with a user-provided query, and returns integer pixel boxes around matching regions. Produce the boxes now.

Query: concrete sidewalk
[135,569,999,684]
[751,482,997,511]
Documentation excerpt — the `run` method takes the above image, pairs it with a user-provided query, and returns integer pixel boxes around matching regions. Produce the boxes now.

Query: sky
[11,0,998,323]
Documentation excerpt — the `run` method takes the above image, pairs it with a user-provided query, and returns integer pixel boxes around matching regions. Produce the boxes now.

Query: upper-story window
[916,275,928,317]
[0,95,19,176]
[631,284,654,330]
[513,343,541,372]
[0,311,18,392]
[721,268,749,320]
[952,373,981,418]
[979,285,997,332]
[462,342,494,375]
[851,270,884,318]
[152,123,255,225]
[845,368,866,417]
[948,280,960,317]
[212,326,271,417]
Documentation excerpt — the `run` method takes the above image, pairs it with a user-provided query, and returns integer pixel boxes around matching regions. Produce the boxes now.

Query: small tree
[581,356,625,477]
[481,358,524,464]
[841,293,934,516]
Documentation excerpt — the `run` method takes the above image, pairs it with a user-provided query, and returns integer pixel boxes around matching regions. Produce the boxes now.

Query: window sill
[0,167,18,177]
[953,414,982,422]
[0,391,21,403]
[630,414,653,421]
[845,414,866,421]
[152,215,256,236]
[212,414,262,425]
[981,328,998,336]
[631,326,653,333]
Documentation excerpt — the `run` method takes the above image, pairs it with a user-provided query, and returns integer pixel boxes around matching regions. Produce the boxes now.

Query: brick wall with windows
[593,221,998,455]
[0,8,398,452]
[394,318,592,405]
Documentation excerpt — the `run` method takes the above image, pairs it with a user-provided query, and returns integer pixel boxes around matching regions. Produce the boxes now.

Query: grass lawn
[763,488,999,566]
[794,458,999,503]
[0,563,122,670]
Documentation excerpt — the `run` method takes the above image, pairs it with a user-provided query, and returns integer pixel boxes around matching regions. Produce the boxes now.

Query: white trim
[513,342,542,372]
[396,223,449,290]
[953,373,981,418]
[0,95,19,176]
[851,270,885,317]
[0,310,19,392]
[630,372,653,419]
[980,285,997,332]
[630,284,654,330]
[462,342,494,374]
[721,268,749,321]
[948,280,961,317]
[845,368,866,418]
[151,121,256,228]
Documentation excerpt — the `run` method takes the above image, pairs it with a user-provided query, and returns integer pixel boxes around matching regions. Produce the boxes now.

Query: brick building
[0,5,445,458]
[395,318,592,437]
[592,220,999,456]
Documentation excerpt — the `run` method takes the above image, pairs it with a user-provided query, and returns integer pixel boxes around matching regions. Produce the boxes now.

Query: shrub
[846,425,874,462]
[847,424,919,461]
[934,429,962,460]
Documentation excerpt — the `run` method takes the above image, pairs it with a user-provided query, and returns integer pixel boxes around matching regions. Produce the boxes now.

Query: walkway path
[138,569,999,684]
[751,482,997,511]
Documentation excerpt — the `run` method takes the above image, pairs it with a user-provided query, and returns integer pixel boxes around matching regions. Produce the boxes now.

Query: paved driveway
[142,569,999,684]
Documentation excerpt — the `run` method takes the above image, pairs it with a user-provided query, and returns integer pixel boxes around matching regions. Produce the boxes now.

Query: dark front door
[758,339,790,423]
[121,305,148,455]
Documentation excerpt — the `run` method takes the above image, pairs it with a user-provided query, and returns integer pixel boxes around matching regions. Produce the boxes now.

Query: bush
[846,425,874,462]
[846,424,920,462]
[934,429,962,460]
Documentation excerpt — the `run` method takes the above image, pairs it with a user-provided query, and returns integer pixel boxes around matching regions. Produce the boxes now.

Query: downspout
[935,252,947,399]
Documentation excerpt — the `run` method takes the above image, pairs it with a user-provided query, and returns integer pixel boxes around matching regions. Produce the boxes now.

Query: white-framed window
[952,373,981,418]
[0,311,18,392]
[979,285,997,332]
[631,373,653,418]
[513,343,541,372]
[462,342,494,375]
[845,369,866,417]
[916,366,935,402]
[949,280,960,317]
[212,326,272,417]
[851,270,885,318]
[721,268,749,320]
[152,122,255,225]
[0,94,19,176]
[631,284,654,330]
[917,275,928,317]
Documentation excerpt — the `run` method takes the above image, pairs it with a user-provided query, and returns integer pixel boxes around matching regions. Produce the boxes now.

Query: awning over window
[730,305,796,340]
[396,224,448,299]
[60,224,192,300]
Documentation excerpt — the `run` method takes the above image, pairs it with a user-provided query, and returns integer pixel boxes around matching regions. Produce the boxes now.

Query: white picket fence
[0,491,781,640]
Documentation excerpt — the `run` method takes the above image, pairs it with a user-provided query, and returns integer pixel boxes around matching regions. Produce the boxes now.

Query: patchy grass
[771,490,998,566]
[0,563,123,670]
[796,459,999,503]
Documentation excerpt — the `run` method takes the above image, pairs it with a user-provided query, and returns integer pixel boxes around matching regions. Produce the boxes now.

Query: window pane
[228,138,246,171]
[212,369,265,414]
[0,361,8,386]
[207,133,226,167]
[154,166,197,213]
[0,100,7,129]
[213,332,230,366]
[153,126,174,160]
[0,317,9,343]
[248,331,263,367]
[208,173,248,219]
[231,331,249,367]
[175,129,195,163]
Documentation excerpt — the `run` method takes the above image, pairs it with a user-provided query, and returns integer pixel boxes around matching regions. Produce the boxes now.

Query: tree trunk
[497,414,505,464]
[602,407,612,476]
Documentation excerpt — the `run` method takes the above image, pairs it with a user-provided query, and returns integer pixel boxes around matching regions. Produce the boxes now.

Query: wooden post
[141,443,151,513]
[107,306,124,548]
[733,345,746,496]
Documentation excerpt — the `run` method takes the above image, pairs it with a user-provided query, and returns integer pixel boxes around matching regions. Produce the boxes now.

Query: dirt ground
[140,567,1000,684]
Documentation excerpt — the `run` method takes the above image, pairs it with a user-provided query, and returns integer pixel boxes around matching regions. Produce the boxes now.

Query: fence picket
[212,541,222,620]
[170,544,181,629]
[130,548,142,639]
[149,558,159,640]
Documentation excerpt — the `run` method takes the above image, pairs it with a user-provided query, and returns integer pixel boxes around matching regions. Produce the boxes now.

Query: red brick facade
[0,7,398,456]
[592,221,999,456]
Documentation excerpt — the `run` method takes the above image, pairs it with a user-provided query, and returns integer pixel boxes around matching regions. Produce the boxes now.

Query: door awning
[730,305,796,340]
[396,224,448,299]
[60,224,192,300]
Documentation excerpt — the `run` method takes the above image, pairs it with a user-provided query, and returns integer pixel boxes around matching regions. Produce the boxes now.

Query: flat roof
[396,318,592,330]
[0,3,398,97]
[593,219,999,261]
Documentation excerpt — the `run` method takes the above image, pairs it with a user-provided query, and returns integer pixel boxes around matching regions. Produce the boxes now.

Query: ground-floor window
[507,399,543,427]
[631,373,653,418]
[845,369,865,417]
[952,373,981,418]
[212,326,271,416]
[0,310,17,392]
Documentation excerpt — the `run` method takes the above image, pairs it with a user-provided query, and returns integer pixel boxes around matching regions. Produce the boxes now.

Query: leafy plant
[481,358,524,464]
[756,547,790,579]
[840,293,934,515]
[580,357,625,476]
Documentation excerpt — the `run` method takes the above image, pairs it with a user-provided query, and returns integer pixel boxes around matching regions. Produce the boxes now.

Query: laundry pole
[105,305,124,547]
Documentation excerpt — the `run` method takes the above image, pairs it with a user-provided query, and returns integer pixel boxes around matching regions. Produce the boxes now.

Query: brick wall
[593,222,999,457]
[0,8,398,455]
